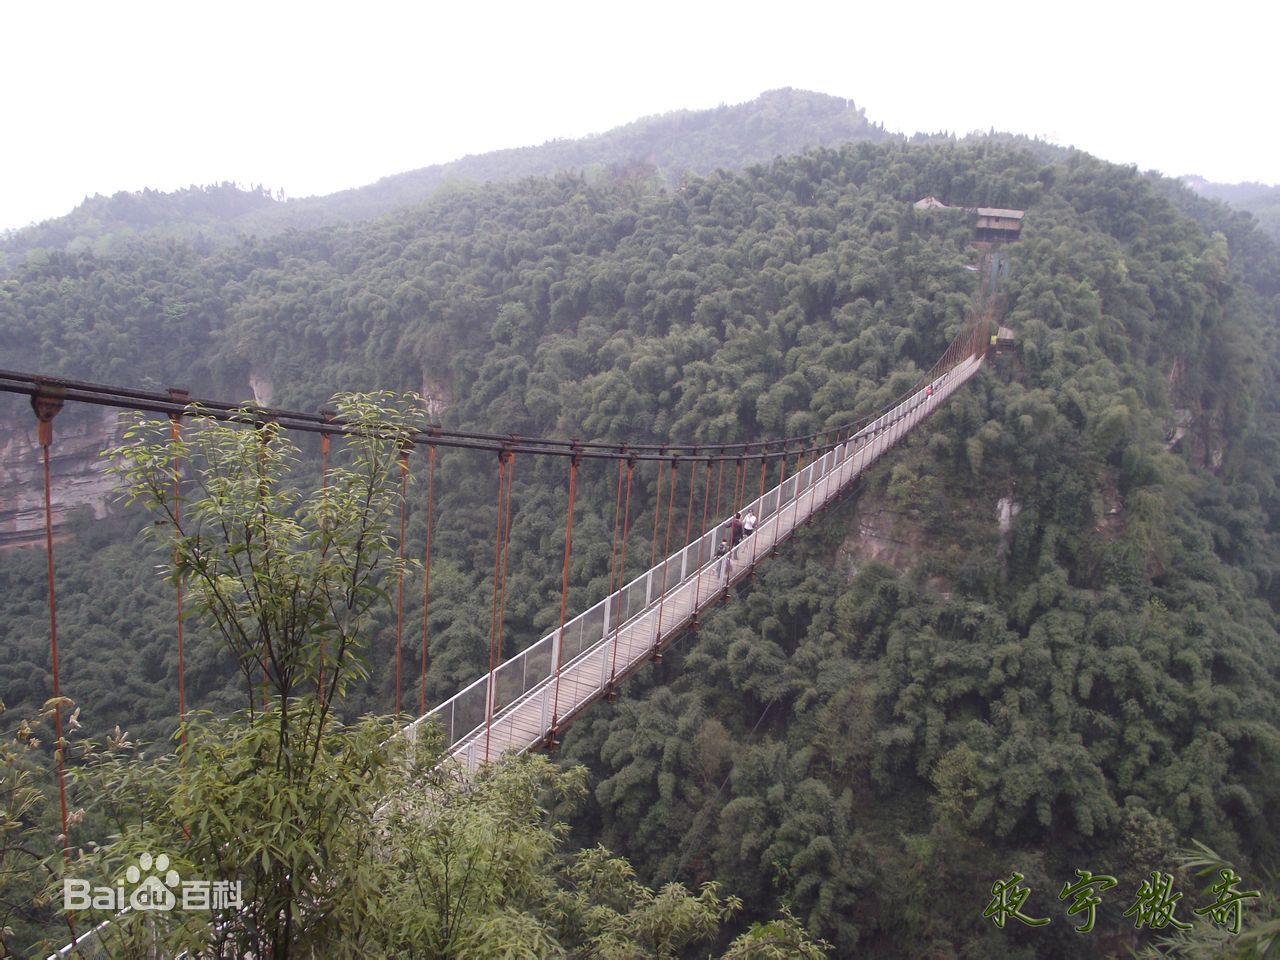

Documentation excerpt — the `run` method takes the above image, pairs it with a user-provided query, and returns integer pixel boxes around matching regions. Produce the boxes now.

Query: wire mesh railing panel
[435,351,988,763]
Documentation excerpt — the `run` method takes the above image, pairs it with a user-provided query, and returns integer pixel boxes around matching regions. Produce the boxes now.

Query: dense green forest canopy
[1,135,1278,957]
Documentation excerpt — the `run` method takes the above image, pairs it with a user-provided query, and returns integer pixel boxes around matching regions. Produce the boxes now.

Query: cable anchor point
[30,381,66,447]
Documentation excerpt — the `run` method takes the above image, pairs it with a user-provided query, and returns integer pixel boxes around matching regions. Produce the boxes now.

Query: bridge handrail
[407,352,981,753]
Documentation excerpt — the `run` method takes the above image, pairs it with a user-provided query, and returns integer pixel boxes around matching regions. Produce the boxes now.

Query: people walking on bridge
[742,509,757,543]
[715,539,732,584]
[729,512,744,557]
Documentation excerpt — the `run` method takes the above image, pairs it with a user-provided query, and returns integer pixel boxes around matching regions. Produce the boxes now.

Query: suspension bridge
[4,301,992,958]
[4,312,992,768]
[409,345,987,772]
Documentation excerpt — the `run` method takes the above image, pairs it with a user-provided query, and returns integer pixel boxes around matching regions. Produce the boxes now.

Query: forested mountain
[290,87,888,229]
[1,130,1277,957]
[0,88,886,275]
[1184,176,1280,242]
[0,184,280,276]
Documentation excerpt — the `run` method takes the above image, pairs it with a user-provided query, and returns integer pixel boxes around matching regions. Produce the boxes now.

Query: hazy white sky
[2,0,1275,232]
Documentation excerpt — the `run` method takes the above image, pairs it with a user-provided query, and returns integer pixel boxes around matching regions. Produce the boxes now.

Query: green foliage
[64,711,801,959]
[69,706,399,957]
[722,907,831,958]
[1131,840,1280,959]
[106,392,424,710]
[0,700,63,957]
[1182,178,1280,244]
[1,116,1278,960]
[50,391,422,956]
[17,392,828,958]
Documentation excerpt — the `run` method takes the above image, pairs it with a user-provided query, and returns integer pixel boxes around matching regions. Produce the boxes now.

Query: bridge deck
[408,353,985,773]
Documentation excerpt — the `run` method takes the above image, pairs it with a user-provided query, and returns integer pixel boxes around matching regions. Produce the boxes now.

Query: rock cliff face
[837,501,923,576]
[0,364,279,548]
[0,404,119,548]
[0,363,448,548]
[248,370,273,407]
[836,492,956,597]
[422,368,451,422]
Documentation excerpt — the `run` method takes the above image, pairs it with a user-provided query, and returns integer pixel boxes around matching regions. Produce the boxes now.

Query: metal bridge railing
[406,352,984,768]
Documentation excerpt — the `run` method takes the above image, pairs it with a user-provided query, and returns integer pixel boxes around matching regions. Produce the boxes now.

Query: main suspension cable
[0,317,987,466]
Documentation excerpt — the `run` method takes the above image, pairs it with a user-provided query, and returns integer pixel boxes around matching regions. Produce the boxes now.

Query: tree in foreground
[0,698,70,957]
[27,394,826,958]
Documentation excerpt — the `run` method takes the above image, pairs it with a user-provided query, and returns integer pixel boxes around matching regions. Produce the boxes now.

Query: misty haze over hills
[4,88,1277,272]
[1183,175,1280,238]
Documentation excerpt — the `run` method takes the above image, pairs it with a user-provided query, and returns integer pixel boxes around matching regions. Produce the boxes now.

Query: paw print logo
[126,852,180,911]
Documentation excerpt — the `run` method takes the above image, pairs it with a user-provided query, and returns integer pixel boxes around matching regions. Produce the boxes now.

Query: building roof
[976,207,1025,220]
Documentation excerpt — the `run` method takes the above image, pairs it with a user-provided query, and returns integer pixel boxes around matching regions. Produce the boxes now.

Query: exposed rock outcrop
[836,492,953,596]
[248,369,274,407]
[422,368,451,422]
[0,405,120,548]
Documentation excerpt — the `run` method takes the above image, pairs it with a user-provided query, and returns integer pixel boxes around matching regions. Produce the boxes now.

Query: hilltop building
[973,207,1024,243]
[913,197,1025,243]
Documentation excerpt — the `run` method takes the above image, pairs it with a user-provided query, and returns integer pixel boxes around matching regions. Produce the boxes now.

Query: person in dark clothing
[729,512,744,556]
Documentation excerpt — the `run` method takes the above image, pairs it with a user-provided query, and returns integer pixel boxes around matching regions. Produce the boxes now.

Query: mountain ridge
[8,86,1272,269]
[0,88,886,270]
